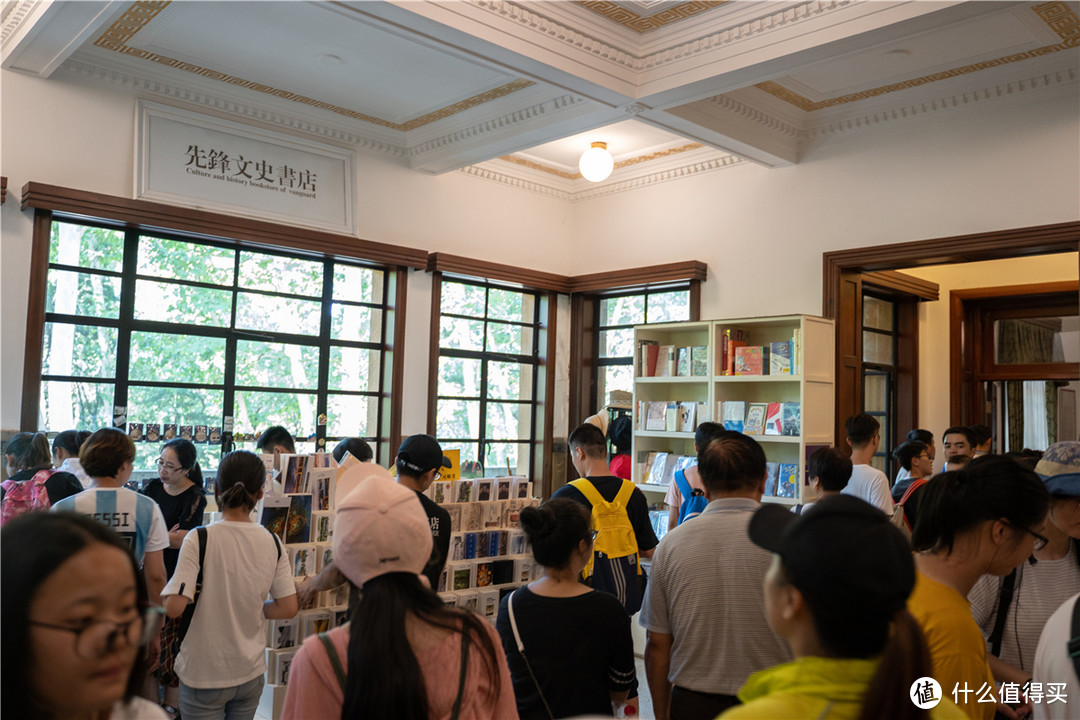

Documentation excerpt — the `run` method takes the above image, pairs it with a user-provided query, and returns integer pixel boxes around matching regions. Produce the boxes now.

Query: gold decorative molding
[93,1,534,131]
[756,1,1080,112]
[574,1,728,34]
[499,143,704,180]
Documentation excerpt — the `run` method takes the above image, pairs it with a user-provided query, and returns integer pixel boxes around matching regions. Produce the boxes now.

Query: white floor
[254,657,655,719]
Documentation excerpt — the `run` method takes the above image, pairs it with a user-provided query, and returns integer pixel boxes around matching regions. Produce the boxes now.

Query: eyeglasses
[589,529,599,541]
[29,606,164,660]
[433,471,442,481]
[1006,522,1049,551]
[156,458,181,472]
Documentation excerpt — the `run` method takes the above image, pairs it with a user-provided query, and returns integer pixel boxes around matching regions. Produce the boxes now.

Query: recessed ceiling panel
[115,1,516,124]
[514,119,691,169]
[776,6,1061,100]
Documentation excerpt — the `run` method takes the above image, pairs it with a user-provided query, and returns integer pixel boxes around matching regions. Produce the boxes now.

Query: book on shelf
[648,452,670,485]
[770,341,792,375]
[690,346,709,377]
[697,401,709,424]
[641,451,658,483]
[793,328,802,375]
[764,402,783,435]
[764,462,779,496]
[720,328,748,376]
[646,402,667,431]
[744,403,768,435]
[655,345,676,377]
[720,401,746,433]
[639,340,659,377]
[676,347,691,376]
[777,463,799,498]
[679,401,697,432]
[665,402,679,432]
[734,346,767,375]
[781,402,802,436]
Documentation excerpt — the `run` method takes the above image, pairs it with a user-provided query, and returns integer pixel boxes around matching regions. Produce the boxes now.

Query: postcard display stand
[633,316,835,507]
[426,476,542,620]
[258,453,341,720]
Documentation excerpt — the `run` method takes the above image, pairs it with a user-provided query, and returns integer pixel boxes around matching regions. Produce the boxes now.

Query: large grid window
[862,293,897,476]
[435,279,541,476]
[40,219,391,470]
[595,288,691,409]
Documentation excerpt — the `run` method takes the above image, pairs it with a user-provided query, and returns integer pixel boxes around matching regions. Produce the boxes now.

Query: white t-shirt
[840,464,894,515]
[1033,592,1080,720]
[52,487,169,564]
[108,697,170,719]
[59,457,93,489]
[162,520,295,689]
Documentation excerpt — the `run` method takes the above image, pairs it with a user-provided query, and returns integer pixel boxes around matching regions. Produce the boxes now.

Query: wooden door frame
[823,221,1080,446]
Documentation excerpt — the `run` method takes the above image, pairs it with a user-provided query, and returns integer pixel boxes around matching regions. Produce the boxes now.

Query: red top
[609,454,632,480]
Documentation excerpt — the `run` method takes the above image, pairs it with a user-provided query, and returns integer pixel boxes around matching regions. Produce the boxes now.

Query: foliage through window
[595,288,691,410]
[40,220,391,471]
[435,279,541,477]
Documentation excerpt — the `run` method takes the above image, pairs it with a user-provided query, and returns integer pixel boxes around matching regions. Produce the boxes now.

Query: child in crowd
[496,498,636,718]
[721,495,964,719]
[282,474,516,719]
[2,431,82,522]
[909,455,1050,720]
[162,450,297,720]
[1,511,168,719]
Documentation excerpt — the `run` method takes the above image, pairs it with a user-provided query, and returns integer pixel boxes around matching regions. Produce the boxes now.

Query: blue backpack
[675,469,708,525]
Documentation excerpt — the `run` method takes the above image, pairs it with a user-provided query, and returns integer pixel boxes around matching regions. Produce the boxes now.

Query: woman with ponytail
[1,431,82,522]
[495,498,636,718]
[282,468,516,720]
[720,494,965,720]
[162,450,297,720]
[908,454,1049,720]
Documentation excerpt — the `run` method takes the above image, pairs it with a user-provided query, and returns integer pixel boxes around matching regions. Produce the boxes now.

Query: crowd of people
[3,416,1080,720]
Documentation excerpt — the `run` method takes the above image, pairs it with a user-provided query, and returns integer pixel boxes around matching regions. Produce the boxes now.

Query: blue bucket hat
[1034,442,1080,496]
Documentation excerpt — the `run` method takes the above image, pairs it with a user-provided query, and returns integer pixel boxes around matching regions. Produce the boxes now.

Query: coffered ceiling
[4,0,1078,200]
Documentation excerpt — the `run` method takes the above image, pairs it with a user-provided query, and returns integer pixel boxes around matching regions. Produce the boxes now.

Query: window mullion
[112,229,140,431]
[315,261,333,452]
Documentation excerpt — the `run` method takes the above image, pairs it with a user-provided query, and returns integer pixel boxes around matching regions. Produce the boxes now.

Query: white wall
[904,253,1079,457]
[3,67,1079,441]
[1,68,574,433]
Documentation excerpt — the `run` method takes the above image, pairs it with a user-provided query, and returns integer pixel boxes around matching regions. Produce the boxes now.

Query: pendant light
[578,141,614,182]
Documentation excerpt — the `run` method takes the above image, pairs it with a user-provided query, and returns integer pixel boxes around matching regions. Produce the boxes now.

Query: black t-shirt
[2,467,82,506]
[495,587,636,719]
[415,491,451,590]
[551,475,659,553]
[140,478,207,577]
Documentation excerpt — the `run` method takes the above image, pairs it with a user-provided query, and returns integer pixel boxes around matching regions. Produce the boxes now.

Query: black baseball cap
[397,434,451,474]
[748,495,914,616]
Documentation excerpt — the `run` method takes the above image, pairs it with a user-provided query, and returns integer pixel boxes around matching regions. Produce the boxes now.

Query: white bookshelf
[632,315,835,506]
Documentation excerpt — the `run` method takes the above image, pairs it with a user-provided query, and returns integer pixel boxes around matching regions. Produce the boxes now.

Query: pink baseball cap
[333,474,433,588]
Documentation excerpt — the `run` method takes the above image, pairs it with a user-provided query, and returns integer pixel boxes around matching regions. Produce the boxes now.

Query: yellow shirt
[908,571,996,720]
[721,656,967,720]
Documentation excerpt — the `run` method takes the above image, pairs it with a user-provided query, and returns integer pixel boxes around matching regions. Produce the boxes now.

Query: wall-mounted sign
[136,101,355,234]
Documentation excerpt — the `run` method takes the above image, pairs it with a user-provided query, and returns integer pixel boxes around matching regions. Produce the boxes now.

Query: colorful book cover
[690,345,709,377]
[259,495,290,542]
[764,462,779,496]
[646,402,668,431]
[721,401,746,433]
[744,403,768,435]
[734,346,764,375]
[676,347,691,376]
[770,341,793,375]
[285,494,312,544]
[782,403,802,436]
[778,463,799,498]
[648,452,670,485]
[727,340,747,375]
[679,401,697,432]
[764,402,783,435]
[163,424,178,440]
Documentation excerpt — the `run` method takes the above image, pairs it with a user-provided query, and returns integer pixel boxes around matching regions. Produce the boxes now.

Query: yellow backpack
[568,478,641,580]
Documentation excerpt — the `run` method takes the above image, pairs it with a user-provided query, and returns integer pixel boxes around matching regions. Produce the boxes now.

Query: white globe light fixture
[579,141,614,182]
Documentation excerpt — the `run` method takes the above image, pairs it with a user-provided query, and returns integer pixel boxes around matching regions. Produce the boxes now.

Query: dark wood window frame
[21,182,421,459]
[823,221,1080,446]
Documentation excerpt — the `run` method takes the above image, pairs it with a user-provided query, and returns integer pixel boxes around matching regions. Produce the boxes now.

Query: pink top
[282,617,518,720]
[609,454,632,480]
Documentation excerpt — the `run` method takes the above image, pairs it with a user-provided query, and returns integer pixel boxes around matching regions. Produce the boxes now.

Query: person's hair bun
[519,505,552,537]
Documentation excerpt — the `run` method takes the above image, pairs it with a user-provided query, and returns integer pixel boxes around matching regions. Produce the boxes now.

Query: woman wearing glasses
[967,443,1080,694]
[1,511,169,719]
[495,498,637,719]
[141,438,207,714]
[909,455,1049,720]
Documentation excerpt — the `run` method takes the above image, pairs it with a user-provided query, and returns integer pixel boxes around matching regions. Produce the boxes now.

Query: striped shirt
[969,542,1080,671]
[640,497,791,695]
[53,487,170,564]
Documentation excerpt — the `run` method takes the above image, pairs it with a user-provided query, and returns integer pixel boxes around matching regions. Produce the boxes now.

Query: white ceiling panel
[514,119,690,170]
[125,1,516,124]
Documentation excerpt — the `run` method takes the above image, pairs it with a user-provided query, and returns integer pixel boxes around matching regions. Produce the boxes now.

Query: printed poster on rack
[136,100,355,234]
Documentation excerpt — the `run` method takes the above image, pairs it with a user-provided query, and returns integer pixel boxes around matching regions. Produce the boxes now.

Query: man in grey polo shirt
[641,431,791,720]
